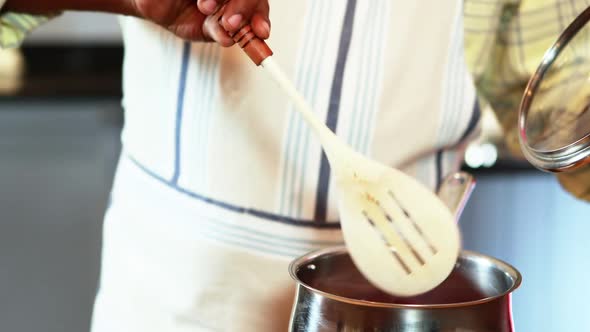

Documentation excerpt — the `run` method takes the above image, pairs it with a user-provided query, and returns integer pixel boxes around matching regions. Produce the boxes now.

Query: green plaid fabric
[0,10,52,48]
[465,0,590,201]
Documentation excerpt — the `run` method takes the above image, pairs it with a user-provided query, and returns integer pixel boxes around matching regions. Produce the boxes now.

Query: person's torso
[117,0,477,227]
[92,3,479,330]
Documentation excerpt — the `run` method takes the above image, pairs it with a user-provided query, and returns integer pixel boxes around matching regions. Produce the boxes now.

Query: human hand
[130,0,270,46]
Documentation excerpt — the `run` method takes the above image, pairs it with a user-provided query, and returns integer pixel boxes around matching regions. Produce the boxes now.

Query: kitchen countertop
[462,158,538,174]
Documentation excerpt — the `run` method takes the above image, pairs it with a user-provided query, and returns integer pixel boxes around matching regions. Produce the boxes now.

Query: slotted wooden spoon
[229,23,461,296]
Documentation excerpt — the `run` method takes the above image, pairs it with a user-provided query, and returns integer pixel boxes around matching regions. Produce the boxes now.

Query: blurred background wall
[0,13,123,332]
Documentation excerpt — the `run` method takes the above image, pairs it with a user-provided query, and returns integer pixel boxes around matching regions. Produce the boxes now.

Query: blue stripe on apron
[129,155,341,229]
[314,0,358,222]
[171,41,192,185]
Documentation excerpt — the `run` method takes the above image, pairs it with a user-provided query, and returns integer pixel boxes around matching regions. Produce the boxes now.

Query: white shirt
[91,0,478,331]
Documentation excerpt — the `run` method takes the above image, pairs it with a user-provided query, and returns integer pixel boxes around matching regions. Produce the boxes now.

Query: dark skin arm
[3,0,270,46]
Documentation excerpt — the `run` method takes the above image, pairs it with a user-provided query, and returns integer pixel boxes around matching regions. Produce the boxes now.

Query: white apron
[91,0,477,330]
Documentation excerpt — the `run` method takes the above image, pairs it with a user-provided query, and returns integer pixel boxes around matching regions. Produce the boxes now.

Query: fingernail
[227,14,243,29]
[201,0,217,13]
[261,21,270,36]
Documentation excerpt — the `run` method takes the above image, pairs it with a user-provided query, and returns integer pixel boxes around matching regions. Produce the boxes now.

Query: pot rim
[288,246,522,309]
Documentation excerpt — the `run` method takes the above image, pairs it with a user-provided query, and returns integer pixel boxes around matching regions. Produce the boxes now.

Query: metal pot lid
[519,6,590,172]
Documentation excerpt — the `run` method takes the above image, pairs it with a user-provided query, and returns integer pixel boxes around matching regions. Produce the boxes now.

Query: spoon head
[336,164,461,297]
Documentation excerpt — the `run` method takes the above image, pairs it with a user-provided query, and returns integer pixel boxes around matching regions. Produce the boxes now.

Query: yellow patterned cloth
[0,0,53,48]
[1,0,589,200]
[464,0,590,201]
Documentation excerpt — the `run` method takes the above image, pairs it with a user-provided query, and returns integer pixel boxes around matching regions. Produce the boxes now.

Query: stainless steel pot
[288,246,521,332]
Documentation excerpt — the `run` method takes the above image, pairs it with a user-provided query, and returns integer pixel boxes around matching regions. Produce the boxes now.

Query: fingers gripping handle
[212,3,273,65]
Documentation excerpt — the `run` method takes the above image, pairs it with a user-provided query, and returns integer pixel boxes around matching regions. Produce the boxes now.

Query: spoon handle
[231,25,273,65]
[226,18,345,164]
[210,2,273,65]
[437,172,476,221]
